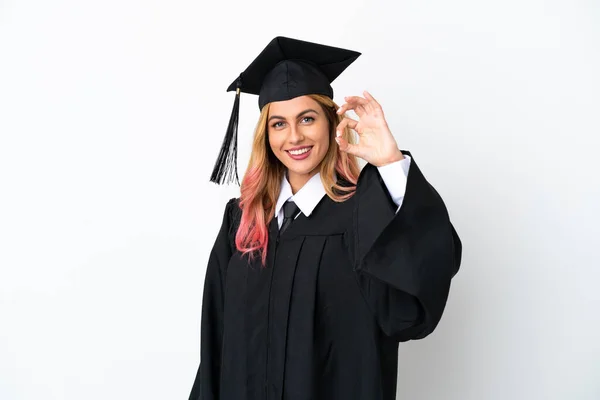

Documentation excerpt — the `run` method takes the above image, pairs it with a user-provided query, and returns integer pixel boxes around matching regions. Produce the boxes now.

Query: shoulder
[224,196,242,234]
[331,173,358,198]
[223,196,241,221]
[225,196,240,211]
[212,197,241,255]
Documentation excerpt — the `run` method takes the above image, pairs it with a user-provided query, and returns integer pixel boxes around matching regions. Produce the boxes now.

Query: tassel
[210,75,242,185]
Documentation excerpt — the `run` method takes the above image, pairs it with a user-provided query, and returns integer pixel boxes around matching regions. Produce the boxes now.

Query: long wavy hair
[235,94,361,266]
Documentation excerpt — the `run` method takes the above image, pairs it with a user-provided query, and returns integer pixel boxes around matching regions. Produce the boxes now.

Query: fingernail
[336,107,342,114]
[336,130,341,137]
[335,137,340,144]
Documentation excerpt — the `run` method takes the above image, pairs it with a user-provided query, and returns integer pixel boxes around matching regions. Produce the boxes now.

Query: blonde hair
[235,94,361,266]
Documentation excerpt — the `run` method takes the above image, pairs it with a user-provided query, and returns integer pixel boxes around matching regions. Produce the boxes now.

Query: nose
[288,124,304,143]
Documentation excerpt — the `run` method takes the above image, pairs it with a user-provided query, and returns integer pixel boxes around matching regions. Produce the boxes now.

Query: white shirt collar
[274,171,337,219]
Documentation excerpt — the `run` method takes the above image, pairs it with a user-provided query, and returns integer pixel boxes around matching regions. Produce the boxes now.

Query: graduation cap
[210,36,361,185]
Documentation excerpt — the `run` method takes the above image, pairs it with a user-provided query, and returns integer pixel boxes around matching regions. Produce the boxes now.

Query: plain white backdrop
[1,0,599,399]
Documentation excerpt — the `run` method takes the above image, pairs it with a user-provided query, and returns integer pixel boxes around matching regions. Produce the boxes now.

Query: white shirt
[274,155,412,229]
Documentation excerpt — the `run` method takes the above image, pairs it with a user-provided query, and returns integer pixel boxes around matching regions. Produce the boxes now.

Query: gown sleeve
[189,197,237,400]
[377,154,412,213]
[350,150,462,342]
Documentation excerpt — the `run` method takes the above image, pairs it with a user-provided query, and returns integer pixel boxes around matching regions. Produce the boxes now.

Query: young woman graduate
[189,36,462,400]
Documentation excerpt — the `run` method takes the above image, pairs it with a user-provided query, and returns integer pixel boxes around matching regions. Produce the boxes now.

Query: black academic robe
[189,151,462,400]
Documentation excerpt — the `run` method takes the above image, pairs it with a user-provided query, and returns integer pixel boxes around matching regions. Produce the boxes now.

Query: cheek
[267,131,280,152]
[317,124,331,151]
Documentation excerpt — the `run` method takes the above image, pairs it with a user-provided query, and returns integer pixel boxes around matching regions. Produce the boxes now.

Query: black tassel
[210,75,242,185]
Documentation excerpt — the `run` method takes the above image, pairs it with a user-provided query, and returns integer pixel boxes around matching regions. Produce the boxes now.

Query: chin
[287,165,319,176]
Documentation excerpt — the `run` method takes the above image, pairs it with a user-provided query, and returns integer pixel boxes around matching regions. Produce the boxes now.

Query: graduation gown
[189,151,462,400]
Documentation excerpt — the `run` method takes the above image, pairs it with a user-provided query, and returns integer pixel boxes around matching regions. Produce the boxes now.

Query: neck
[287,168,319,194]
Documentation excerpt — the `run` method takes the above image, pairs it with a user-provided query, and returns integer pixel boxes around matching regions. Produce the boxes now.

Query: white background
[1,0,599,399]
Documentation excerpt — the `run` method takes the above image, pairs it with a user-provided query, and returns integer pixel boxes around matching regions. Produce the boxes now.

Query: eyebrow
[268,108,319,122]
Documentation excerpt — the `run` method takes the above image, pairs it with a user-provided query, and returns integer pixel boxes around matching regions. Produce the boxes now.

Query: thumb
[335,136,361,157]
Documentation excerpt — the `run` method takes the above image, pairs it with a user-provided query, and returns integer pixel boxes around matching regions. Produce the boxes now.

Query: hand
[335,90,404,167]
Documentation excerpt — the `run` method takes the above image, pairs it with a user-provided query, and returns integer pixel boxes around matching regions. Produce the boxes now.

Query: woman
[189,36,462,400]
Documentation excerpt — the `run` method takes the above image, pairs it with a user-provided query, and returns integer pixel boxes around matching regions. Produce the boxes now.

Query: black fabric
[279,200,300,236]
[189,151,462,400]
[225,36,361,109]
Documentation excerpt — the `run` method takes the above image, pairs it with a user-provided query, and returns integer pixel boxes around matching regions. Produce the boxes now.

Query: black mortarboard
[210,36,361,185]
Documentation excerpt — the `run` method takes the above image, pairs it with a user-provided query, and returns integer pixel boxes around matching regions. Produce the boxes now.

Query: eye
[271,121,285,129]
[301,116,315,123]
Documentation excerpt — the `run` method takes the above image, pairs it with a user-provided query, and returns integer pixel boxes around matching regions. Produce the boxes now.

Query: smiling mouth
[286,146,313,156]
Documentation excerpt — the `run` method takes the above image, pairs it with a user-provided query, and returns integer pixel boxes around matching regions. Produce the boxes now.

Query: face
[267,95,331,184]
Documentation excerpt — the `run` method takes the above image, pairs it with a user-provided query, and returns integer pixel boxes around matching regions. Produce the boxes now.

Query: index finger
[336,96,368,115]
[344,96,369,105]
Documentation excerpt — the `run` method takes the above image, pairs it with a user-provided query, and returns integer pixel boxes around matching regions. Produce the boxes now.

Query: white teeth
[289,147,311,155]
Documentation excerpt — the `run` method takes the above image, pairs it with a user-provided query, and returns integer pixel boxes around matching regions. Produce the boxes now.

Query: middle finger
[336,116,359,136]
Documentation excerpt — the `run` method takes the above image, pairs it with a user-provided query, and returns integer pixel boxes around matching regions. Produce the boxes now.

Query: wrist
[378,149,404,167]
